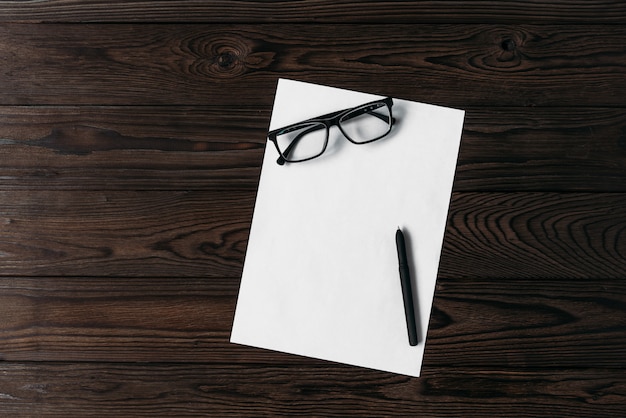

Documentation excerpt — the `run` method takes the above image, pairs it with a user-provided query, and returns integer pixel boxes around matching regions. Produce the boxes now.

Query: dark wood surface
[0,1,624,416]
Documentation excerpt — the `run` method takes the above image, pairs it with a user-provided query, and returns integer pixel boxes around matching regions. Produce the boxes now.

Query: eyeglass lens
[275,122,328,162]
[339,102,392,144]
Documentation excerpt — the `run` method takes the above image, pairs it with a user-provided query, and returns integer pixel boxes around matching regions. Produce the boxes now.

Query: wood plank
[0,191,624,278]
[0,190,254,278]
[456,107,626,192]
[441,193,626,280]
[1,24,625,107]
[0,277,623,369]
[1,0,625,24]
[428,277,626,369]
[0,106,267,191]
[1,106,625,192]
[0,277,240,363]
[0,363,623,417]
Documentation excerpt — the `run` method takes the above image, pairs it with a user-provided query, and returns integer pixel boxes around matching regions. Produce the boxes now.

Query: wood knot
[208,36,273,76]
[179,32,274,78]
[211,44,244,75]
[216,51,237,69]
[471,29,525,71]
[489,34,523,68]
[500,39,516,52]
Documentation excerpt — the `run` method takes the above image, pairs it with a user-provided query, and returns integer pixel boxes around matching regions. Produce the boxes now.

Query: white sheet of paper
[230,79,465,377]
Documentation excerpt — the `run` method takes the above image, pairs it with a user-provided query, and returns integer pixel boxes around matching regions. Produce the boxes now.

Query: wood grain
[0,277,239,363]
[442,192,626,279]
[0,191,623,278]
[1,106,625,192]
[456,107,626,192]
[0,1,625,415]
[0,363,623,417]
[428,278,626,369]
[0,277,623,370]
[0,106,267,191]
[1,0,625,24]
[0,190,253,278]
[1,24,625,107]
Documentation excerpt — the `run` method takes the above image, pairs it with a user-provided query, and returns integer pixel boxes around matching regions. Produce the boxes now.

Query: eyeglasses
[268,97,394,165]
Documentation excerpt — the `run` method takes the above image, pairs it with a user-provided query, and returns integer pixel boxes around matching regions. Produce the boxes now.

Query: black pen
[396,228,418,346]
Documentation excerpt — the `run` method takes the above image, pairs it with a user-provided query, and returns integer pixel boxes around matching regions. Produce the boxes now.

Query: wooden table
[1,2,625,416]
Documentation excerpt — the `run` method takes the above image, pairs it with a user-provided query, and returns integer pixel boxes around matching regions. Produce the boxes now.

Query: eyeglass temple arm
[298,104,393,125]
[341,106,395,124]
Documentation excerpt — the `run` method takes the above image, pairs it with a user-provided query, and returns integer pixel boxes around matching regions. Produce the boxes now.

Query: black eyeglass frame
[267,97,394,165]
